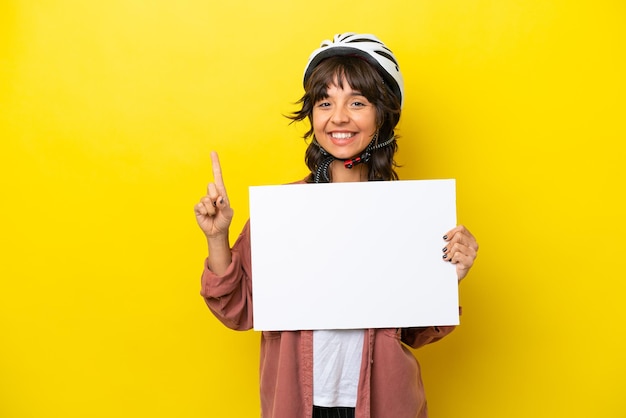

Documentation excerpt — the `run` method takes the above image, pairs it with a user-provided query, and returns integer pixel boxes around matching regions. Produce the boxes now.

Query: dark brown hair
[288,55,402,182]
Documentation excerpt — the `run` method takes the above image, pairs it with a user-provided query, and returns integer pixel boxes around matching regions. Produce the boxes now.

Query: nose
[331,105,349,124]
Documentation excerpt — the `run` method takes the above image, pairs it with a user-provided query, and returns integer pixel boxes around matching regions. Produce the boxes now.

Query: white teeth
[330,132,354,139]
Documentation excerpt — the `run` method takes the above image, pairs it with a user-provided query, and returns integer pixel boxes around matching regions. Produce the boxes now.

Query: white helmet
[303,33,404,107]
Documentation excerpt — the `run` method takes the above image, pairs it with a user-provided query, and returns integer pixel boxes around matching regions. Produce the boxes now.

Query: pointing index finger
[210,151,228,197]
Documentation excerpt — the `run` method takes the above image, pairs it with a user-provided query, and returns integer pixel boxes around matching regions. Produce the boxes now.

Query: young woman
[194,33,479,418]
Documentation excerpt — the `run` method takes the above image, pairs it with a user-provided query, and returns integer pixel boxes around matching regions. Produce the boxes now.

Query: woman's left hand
[442,225,479,281]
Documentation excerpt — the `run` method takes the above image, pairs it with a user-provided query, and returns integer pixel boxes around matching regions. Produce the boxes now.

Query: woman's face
[312,79,378,160]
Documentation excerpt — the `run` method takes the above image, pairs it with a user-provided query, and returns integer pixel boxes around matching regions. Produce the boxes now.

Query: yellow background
[1,1,624,417]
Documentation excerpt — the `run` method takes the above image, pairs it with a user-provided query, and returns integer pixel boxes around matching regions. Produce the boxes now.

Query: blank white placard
[249,179,458,331]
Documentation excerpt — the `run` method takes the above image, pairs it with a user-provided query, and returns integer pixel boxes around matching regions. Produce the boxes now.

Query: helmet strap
[313,131,395,183]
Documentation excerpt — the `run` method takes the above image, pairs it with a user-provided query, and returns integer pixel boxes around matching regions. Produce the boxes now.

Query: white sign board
[249,179,458,331]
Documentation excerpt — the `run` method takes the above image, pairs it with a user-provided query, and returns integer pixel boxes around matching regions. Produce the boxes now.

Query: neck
[330,161,367,183]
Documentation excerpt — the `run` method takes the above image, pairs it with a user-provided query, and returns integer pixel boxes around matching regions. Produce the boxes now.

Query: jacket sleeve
[200,220,254,331]
[400,326,456,349]
[400,307,462,348]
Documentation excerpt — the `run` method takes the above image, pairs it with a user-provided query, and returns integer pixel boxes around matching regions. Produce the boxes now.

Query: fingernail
[212,201,217,207]
[220,198,224,205]
[442,254,448,259]
[443,235,448,240]
[442,247,448,253]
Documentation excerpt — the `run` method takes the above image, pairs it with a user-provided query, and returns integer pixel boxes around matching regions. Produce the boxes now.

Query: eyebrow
[323,90,366,97]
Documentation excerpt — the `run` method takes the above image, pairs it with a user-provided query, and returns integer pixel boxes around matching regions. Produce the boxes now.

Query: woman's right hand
[194,151,234,238]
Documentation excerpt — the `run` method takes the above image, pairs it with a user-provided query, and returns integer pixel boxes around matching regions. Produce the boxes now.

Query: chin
[329,150,358,160]
[325,143,367,159]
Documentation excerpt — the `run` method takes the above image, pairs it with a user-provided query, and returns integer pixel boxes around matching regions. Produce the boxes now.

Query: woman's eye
[351,98,370,106]
[317,102,331,108]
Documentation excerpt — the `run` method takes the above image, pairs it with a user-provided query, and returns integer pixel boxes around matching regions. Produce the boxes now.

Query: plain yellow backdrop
[1,1,624,417]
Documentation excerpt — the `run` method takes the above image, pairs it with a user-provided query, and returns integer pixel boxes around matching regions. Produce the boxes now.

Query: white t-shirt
[313,329,365,407]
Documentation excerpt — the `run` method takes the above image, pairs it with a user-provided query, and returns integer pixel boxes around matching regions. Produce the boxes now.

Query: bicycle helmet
[303,32,404,107]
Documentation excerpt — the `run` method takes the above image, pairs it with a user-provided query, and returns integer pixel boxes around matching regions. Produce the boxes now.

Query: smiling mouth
[329,132,356,139]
